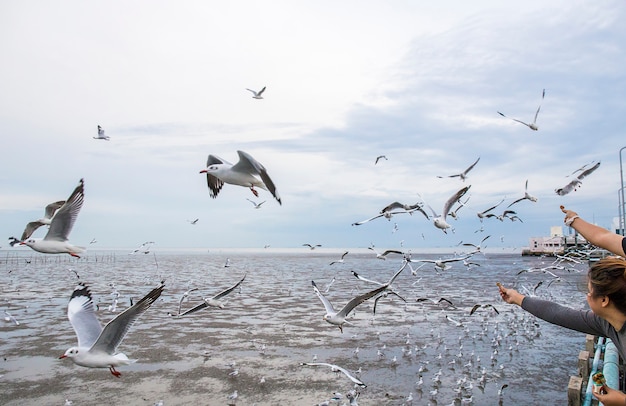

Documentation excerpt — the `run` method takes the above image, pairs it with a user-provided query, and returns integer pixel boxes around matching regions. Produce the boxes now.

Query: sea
[0,248,590,405]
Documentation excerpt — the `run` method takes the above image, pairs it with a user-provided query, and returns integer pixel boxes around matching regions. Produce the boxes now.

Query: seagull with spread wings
[246,86,266,99]
[200,150,281,204]
[426,186,471,233]
[174,274,246,317]
[437,157,480,182]
[498,88,545,131]
[507,179,538,208]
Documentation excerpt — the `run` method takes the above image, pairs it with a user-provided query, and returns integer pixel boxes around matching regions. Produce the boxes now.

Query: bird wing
[533,89,545,123]
[352,213,384,225]
[257,86,266,96]
[312,280,336,314]
[212,274,247,300]
[44,200,66,219]
[442,186,471,218]
[245,88,258,96]
[235,150,281,204]
[204,155,229,198]
[90,283,164,354]
[20,221,45,241]
[330,364,367,387]
[177,301,209,317]
[67,283,103,349]
[44,179,85,242]
[463,157,480,175]
[380,202,404,213]
[351,270,383,285]
[469,304,481,315]
[577,161,601,180]
[381,250,404,257]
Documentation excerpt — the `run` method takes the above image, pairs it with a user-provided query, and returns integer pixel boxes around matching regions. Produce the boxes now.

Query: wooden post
[578,350,590,378]
[568,376,583,406]
[585,335,595,354]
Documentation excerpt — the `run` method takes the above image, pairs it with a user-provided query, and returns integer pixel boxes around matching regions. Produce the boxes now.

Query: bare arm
[560,206,625,257]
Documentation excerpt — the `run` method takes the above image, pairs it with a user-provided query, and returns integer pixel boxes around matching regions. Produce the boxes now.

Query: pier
[569,335,625,406]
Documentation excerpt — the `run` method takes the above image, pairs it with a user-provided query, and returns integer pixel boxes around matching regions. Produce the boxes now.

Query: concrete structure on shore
[522,226,588,256]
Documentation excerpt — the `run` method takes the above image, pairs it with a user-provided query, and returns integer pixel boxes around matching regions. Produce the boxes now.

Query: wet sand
[1,250,585,405]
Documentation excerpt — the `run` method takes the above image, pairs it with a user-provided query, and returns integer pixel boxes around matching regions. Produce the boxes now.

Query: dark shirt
[522,297,626,360]
[622,236,626,256]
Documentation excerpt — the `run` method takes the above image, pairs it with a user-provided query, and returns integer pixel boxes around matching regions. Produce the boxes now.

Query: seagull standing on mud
[200,150,281,204]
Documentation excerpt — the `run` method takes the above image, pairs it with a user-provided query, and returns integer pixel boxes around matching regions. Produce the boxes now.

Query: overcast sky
[1,1,625,252]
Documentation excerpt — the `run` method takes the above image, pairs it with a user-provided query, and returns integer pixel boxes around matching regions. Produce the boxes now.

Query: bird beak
[59,354,67,359]
[199,169,207,174]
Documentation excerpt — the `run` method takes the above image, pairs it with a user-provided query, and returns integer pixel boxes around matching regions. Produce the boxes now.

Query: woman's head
[588,256,626,314]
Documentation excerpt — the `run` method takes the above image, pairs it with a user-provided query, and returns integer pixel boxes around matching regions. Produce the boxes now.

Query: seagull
[426,186,471,233]
[59,282,164,377]
[130,241,155,255]
[300,362,367,388]
[469,304,500,316]
[175,287,198,316]
[312,263,406,332]
[17,199,66,242]
[498,89,545,131]
[445,314,463,327]
[93,125,110,140]
[476,198,504,222]
[367,246,404,260]
[352,208,424,226]
[568,160,597,177]
[4,311,20,326]
[507,179,538,208]
[380,202,430,219]
[187,218,199,225]
[484,210,517,222]
[437,157,480,182]
[246,198,266,209]
[375,155,388,165]
[462,235,491,254]
[200,150,281,204]
[246,86,266,99]
[555,161,601,196]
[330,251,349,265]
[20,179,85,258]
[175,274,246,317]
[349,270,407,313]
[415,297,456,308]
[303,243,322,250]
[410,255,471,271]
[448,196,470,220]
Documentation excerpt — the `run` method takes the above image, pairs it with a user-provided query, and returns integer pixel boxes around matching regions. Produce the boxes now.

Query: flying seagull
[375,155,388,165]
[93,125,110,140]
[246,86,266,99]
[312,262,406,332]
[437,157,480,182]
[368,246,404,260]
[200,150,281,204]
[303,243,322,250]
[555,161,601,196]
[20,179,85,258]
[329,251,349,265]
[246,198,266,209]
[476,198,504,222]
[59,282,164,377]
[469,303,500,315]
[300,362,366,388]
[498,88,545,131]
[380,202,429,220]
[427,186,471,233]
[508,179,538,208]
[174,274,246,317]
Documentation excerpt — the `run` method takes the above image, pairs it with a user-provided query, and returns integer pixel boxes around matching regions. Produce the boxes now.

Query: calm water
[0,249,588,405]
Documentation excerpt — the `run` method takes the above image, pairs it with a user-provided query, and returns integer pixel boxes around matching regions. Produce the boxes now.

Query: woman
[499,255,626,405]
[560,205,625,257]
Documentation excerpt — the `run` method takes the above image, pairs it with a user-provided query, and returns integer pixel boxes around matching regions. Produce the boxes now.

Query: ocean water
[0,248,589,405]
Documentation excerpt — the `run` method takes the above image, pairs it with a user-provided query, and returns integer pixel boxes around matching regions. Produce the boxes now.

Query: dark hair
[588,257,626,314]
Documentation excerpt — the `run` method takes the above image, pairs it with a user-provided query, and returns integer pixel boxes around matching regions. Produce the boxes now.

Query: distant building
[522,225,587,256]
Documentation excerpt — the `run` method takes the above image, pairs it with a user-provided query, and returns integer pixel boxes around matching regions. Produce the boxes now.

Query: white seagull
[246,86,266,99]
[200,150,281,204]
[367,246,404,260]
[555,161,601,196]
[507,179,538,208]
[93,125,110,140]
[476,198,504,222]
[300,362,367,388]
[175,274,246,317]
[498,88,545,131]
[303,243,322,250]
[312,262,406,332]
[427,186,471,233]
[410,254,472,271]
[20,179,85,258]
[59,282,164,377]
[17,199,66,242]
[437,157,480,182]
[330,251,349,265]
[246,198,266,209]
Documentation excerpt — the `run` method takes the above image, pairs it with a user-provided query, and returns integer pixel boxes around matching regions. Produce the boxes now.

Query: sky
[1,1,626,251]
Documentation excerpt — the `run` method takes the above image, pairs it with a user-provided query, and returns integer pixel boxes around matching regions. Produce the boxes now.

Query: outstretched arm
[560,206,625,257]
